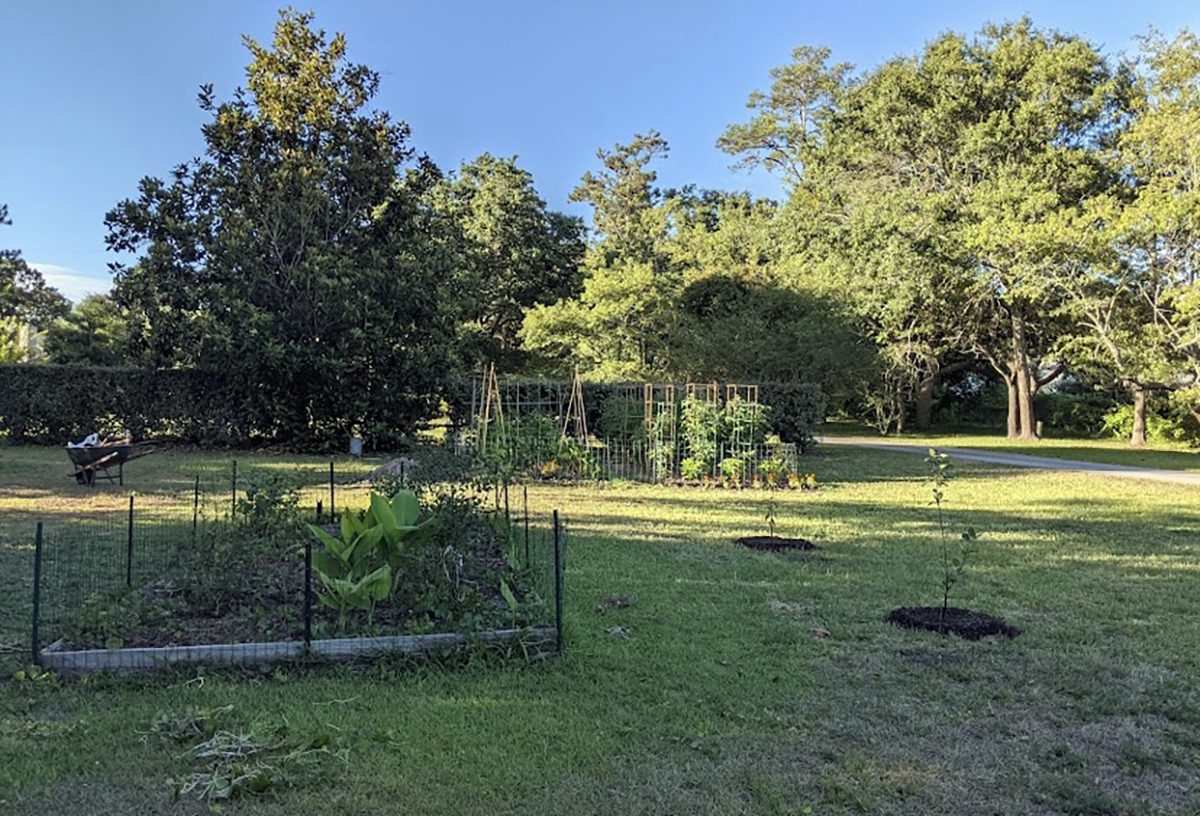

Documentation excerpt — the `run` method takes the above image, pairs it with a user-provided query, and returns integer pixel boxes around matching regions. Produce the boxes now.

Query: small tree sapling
[926,449,977,631]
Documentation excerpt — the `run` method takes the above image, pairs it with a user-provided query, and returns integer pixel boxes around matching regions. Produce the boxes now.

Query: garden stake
[31,522,43,666]
[126,494,135,587]
[523,485,530,568]
[329,461,335,520]
[316,499,323,523]
[231,459,238,518]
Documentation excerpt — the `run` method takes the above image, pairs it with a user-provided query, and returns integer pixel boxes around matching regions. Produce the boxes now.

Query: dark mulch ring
[735,535,817,551]
[885,606,1021,641]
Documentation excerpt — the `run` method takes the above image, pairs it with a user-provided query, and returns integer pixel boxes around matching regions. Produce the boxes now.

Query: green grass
[2,444,1199,814]
[822,419,1200,472]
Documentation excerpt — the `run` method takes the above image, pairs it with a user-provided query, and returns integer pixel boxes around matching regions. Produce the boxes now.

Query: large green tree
[522,132,680,379]
[106,10,456,447]
[1067,29,1200,444]
[43,294,130,366]
[433,154,584,370]
[1,203,68,330]
[735,20,1130,438]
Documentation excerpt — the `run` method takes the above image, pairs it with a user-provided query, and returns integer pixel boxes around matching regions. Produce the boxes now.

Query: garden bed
[40,626,557,678]
[36,482,564,679]
[885,606,1020,640]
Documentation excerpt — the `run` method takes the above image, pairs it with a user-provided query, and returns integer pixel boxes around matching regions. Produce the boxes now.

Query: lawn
[821,420,1200,473]
[2,443,1199,814]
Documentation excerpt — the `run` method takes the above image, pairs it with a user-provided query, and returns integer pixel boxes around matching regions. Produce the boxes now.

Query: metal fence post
[329,461,335,521]
[31,522,43,666]
[125,494,135,587]
[231,459,238,518]
[553,510,563,653]
[523,485,530,568]
[192,474,200,543]
[503,480,511,547]
[304,537,313,647]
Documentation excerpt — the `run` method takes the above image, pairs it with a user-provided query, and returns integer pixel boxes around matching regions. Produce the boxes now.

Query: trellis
[465,374,794,486]
[723,383,764,464]
[471,365,590,454]
[643,384,677,482]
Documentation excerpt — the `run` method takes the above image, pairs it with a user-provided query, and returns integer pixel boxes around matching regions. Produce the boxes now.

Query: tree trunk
[1130,386,1147,447]
[1010,312,1039,440]
[914,374,935,431]
[1015,367,1038,440]
[1005,369,1021,439]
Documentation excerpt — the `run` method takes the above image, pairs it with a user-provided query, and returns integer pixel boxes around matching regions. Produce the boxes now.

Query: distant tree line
[4,12,1200,448]
[528,20,1200,447]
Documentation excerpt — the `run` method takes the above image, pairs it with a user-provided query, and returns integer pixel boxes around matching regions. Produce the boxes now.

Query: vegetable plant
[307,489,431,631]
[719,456,745,487]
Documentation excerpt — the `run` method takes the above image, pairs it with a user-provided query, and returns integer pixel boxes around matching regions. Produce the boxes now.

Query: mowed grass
[822,419,1200,473]
[1,444,1199,814]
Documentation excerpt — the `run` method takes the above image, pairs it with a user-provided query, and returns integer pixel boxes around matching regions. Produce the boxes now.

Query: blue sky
[2,1,1197,302]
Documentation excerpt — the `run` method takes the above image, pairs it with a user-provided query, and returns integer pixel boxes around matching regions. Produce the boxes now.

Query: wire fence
[29,474,565,677]
[462,434,809,486]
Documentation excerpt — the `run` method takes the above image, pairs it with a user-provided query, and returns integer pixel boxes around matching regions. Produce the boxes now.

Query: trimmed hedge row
[0,365,267,445]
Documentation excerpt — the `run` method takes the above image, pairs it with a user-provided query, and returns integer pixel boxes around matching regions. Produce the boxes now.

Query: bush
[0,365,249,445]
[759,382,826,450]
[1101,401,1200,444]
[1036,389,1115,437]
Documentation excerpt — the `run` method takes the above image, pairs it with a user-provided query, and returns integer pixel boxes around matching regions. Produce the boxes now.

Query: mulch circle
[735,535,817,552]
[885,606,1020,641]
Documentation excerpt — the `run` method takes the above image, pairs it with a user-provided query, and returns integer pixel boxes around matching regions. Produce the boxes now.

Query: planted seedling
[734,456,816,552]
[884,449,1019,640]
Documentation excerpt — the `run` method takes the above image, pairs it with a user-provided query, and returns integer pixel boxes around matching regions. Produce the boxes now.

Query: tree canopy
[105,9,456,447]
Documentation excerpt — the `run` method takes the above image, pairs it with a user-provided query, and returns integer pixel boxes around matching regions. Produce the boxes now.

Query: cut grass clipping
[143,705,350,801]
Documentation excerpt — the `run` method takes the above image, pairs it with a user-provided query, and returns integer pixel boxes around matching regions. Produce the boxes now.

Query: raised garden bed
[885,606,1020,640]
[34,484,565,680]
[40,626,557,678]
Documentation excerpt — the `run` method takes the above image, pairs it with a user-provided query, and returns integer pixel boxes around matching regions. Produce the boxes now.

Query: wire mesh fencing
[29,478,565,678]
[470,434,808,487]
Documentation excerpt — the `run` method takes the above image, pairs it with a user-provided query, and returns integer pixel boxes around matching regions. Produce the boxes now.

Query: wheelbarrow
[66,440,157,486]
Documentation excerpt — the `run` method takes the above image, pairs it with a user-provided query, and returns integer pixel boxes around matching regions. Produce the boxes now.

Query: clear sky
[2,0,1198,301]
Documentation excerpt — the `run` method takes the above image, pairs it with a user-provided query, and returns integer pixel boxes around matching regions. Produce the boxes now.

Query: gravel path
[821,436,1200,487]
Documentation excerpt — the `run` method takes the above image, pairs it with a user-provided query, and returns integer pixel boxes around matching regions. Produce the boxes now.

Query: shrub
[759,382,826,450]
[1101,402,1200,444]
[1036,389,1115,437]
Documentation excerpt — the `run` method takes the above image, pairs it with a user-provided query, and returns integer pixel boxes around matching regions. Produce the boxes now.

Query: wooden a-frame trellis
[561,368,589,445]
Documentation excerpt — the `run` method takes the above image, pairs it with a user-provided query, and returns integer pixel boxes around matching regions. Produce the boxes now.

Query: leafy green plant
[307,489,430,631]
[62,587,145,650]
[926,449,977,629]
[719,456,745,487]
[680,456,706,482]
[235,471,302,546]
[681,394,721,476]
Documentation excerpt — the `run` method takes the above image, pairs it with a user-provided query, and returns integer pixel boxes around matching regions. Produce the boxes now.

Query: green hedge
[0,364,443,448]
[0,365,264,445]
